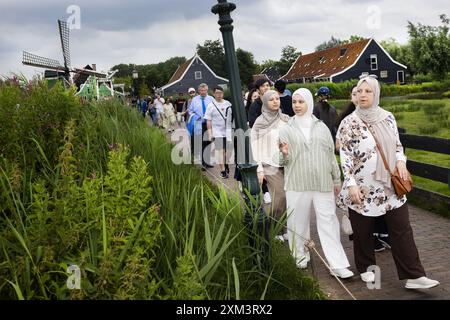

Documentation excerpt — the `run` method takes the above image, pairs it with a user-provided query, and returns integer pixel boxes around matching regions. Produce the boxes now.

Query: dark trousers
[202,122,211,166]
[190,122,211,165]
[349,203,426,280]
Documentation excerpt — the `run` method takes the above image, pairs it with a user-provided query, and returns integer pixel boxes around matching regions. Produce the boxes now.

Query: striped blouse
[278,116,341,192]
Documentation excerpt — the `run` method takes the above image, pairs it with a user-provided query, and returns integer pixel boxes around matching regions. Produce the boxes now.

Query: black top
[248,98,263,128]
[280,95,294,117]
[175,98,186,113]
[313,101,337,140]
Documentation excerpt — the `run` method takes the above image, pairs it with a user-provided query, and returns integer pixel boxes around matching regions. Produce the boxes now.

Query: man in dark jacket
[313,86,337,142]
[248,78,271,128]
[274,80,294,117]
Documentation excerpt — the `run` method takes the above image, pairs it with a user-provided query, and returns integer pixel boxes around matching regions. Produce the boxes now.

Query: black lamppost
[132,69,139,107]
[212,0,270,269]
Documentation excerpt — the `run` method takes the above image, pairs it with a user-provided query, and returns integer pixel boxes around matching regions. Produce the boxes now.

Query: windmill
[22,19,106,87]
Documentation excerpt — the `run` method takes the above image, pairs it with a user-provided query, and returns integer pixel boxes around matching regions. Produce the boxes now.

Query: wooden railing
[398,128,450,214]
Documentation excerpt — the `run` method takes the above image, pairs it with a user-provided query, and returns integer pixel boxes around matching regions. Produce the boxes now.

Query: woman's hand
[396,160,409,181]
[279,142,289,156]
[334,184,342,196]
[348,186,363,205]
[257,171,265,185]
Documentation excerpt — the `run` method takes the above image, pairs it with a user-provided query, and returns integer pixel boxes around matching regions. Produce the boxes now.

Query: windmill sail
[22,51,65,71]
[58,19,71,70]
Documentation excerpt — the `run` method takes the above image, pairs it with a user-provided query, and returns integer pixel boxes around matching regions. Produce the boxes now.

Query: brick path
[203,164,450,300]
[167,126,450,300]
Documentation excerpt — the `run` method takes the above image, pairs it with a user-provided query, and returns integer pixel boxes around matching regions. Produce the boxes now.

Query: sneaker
[405,277,440,289]
[282,233,289,241]
[274,235,284,242]
[263,192,272,204]
[331,268,354,279]
[378,235,391,249]
[360,271,375,283]
[374,236,385,252]
[296,258,308,269]
[220,171,229,179]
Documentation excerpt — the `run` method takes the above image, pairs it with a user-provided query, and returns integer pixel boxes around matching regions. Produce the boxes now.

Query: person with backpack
[275,80,294,117]
[205,86,233,179]
[314,86,337,142]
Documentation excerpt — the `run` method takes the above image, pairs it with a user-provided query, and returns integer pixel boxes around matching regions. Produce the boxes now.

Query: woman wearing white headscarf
[251,90,290,238]
[336,75,439,289]
[278,88,353,278]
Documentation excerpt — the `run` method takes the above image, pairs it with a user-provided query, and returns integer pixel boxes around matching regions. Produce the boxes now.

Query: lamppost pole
[132,69,139,107]
[212,0,269,269]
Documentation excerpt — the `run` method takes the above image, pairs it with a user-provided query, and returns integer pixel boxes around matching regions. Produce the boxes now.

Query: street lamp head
[211,0,236,14]
[132,70,139,79]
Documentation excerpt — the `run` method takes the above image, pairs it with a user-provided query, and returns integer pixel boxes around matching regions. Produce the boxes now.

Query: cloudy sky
[0,0,447,78]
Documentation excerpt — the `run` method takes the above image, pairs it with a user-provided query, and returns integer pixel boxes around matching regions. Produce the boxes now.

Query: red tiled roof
[282,39,372,81]
[167,56,194,84]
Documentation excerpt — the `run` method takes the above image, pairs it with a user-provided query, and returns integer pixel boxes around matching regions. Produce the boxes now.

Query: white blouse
[336,111,407,217]
[251,119,286,173]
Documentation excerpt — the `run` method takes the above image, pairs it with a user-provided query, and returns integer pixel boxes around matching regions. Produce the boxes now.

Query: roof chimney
[92,64,97,71]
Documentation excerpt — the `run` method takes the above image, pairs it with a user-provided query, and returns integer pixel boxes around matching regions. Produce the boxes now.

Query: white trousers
[286,191,350,270]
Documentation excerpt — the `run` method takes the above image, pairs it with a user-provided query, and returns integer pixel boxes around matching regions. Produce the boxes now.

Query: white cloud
[0,0,448,78]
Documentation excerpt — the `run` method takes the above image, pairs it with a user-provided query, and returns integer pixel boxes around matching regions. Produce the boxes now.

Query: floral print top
[336,111,407,217]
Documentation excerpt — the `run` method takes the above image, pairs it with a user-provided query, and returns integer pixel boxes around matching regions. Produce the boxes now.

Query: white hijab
[292,88,314,141]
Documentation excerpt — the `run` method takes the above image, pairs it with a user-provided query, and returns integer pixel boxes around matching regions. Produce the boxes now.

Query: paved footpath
[205,164,450,300]
[167,126,450,300]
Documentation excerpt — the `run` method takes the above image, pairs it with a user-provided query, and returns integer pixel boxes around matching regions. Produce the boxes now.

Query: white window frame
[370,54,378,71]
[195,71,202,80]
[380,70,388,78]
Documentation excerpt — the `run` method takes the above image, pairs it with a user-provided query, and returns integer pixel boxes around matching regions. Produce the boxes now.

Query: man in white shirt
[154,95,165,128]
[204,86,233,179]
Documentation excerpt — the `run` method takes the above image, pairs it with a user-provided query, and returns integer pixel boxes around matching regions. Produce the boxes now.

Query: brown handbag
[363,121,413,197]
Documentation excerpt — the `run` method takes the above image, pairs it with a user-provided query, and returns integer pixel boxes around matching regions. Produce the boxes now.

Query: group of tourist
[138,75,439,290]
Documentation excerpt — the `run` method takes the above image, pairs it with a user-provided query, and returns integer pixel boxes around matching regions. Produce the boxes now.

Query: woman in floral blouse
[336,75,439,289]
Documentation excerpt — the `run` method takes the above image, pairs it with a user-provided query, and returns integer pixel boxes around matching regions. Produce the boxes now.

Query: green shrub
[422,102,446,115]
[0,80,325,300]
[418,123,440,135]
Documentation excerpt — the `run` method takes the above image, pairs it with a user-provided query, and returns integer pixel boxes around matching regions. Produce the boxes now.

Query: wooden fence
[398,128,450,214]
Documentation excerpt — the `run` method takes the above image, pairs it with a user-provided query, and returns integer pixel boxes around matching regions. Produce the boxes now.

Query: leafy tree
[315,36,343,51]
[315,35,365,51]
[236,48,258,87]
[407,14,450,79]
[196,40,227,78]
[380,38,416,76]
[279,45,301,76]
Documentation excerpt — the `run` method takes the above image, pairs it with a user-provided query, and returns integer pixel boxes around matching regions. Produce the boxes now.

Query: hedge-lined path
[167,126,450,300]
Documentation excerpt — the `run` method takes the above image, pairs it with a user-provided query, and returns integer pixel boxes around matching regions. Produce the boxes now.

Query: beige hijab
[253,90,290,139]
[355,76,398,189]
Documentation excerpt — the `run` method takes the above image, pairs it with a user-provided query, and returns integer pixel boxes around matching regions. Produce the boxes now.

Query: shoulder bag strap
[360,118,393,174]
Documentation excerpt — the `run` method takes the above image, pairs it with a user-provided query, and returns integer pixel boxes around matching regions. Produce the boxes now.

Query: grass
[0,80,325,300]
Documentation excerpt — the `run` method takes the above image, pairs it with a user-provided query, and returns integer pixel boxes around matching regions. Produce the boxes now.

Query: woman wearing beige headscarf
[251,90,290,240]
[336,75,439,289]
